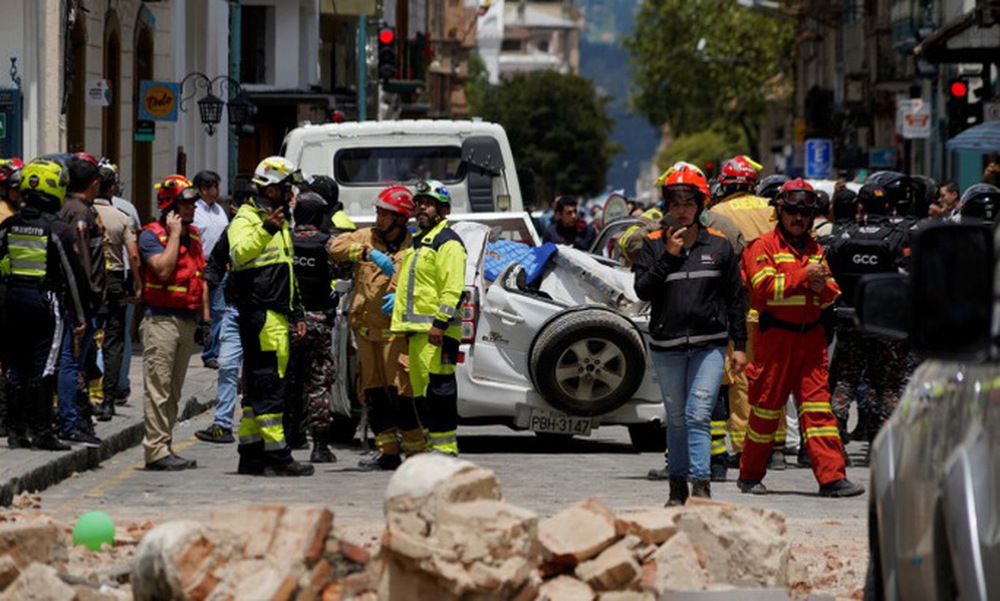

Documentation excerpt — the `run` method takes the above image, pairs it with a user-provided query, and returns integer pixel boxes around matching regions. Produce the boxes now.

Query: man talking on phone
[228,157,312,477]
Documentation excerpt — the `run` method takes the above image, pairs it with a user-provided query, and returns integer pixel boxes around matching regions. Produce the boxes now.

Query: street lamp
[179,72,256,136]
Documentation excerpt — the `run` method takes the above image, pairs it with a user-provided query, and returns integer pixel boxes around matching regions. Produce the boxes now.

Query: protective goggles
[780,190,819,208]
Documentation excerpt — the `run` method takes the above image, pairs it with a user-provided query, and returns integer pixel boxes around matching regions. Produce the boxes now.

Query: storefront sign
[138,81,178,122]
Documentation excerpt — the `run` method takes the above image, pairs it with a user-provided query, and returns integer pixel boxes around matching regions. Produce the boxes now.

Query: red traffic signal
[378,27,395,45]
[949,79,968,98]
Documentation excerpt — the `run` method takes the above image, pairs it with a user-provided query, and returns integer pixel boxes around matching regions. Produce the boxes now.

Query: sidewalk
[0,353,218,506]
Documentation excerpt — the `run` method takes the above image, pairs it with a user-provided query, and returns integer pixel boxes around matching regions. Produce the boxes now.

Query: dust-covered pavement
[31,408,870,598]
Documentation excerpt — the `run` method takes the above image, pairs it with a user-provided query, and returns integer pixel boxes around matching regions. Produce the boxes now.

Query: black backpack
[826,220,905,306]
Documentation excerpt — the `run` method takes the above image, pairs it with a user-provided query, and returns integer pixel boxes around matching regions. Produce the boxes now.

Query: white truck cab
[281,120,526,216]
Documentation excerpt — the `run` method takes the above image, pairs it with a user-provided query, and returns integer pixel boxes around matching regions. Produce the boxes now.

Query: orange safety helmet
[656,161,710,200]
[375,184,415,217]
[155,174,195,211]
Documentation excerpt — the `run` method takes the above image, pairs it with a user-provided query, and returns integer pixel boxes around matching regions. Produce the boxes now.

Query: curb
[0,394,216,507]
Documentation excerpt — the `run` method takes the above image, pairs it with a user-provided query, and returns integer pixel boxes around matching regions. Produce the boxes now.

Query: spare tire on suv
[529,308,646,416]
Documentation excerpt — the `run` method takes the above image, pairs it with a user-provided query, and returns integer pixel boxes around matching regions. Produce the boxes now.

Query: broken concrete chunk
[641,530,708,595]
[0,521,69,568]
[537,575,595,600]
[615,508,681,545]
[0,562,75,601]
[575,537,641,592]
[538,498,618,571]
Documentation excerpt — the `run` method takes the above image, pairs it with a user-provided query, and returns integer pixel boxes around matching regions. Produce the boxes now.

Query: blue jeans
[213,305,243,429]
[201,282,226,363]
[650,345,726,482]
[58,317,97,433]
[117,301,135,394]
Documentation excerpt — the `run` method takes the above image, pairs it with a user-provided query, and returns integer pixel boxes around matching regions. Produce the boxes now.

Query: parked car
[855,221,999,600]
[330,212,667,451]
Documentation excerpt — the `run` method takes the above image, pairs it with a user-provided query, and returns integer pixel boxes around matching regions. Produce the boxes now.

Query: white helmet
[251,156,300,189]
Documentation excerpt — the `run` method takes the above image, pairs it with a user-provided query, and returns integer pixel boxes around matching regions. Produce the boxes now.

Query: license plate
[527,407,592,436]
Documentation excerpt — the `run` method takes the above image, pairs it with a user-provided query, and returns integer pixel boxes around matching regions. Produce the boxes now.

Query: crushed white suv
[331,213,666,451]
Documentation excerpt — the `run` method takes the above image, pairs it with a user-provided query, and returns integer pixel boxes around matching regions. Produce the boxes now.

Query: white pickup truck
[281,119,529,215]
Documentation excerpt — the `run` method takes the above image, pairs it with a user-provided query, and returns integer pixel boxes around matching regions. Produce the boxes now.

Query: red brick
[339,539,371,565]
[210,505,285,558]
[270,506,333,566]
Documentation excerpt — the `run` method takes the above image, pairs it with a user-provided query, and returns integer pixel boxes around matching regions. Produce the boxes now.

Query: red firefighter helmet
[719,155,761,187]
[375,184,415,217]
[155,174,195,211]
[0,157,25,187]
[774,178,819,208]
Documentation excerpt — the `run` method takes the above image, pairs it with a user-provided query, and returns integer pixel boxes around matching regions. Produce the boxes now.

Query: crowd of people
[1,148,997,497]
[0,153,467,478]
[620,155,1000,504]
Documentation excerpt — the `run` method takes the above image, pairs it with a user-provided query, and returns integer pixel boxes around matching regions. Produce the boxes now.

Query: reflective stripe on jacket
[742,228,840,324]
[327,226,412,340]
[228,200,301,316]
[141,221,206,311]
[633,225,747,352]
[391,219,467,333]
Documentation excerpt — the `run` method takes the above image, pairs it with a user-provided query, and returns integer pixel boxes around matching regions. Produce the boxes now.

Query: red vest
[141,221,206,311]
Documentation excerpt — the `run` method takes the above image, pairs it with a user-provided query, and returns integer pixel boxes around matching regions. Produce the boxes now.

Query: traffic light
[377,24,397,81]
[947,76,984,139]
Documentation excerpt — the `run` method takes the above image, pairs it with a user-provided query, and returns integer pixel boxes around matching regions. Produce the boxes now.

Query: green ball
[72,511,115,551]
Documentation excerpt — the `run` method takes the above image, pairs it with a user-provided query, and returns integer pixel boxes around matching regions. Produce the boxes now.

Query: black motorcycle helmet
[865,171,914,216]
[757,174,789,201]
[959,184,1000,223]
[857,183,891,215]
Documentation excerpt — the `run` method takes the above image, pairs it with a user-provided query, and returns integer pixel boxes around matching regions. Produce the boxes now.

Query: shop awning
[946,120,1000,152]
[914,8,999,63]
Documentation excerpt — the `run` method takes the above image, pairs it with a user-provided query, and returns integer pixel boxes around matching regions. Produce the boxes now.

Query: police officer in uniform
[229,157,312,477]
[286,191,340,463]
[0,159,84,450]
[825,183,910,449]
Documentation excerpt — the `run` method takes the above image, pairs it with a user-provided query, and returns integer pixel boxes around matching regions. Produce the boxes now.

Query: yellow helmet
[19,159,69,206]
[251,156,301,189]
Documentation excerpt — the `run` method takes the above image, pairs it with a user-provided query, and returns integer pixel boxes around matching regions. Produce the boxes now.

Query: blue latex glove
[381,293,396,315]
[369,249,395,276]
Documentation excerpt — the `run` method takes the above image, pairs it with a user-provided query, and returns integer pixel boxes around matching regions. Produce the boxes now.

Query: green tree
[624,0,794,156]
[657,128,741,173]
[476,70,620,198]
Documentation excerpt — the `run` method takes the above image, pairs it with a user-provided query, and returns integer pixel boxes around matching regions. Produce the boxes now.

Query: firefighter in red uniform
[738,179,864,497]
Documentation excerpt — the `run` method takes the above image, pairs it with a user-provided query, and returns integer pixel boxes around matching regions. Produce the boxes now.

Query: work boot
[146,455,194,471]
[237,457,265,475]
[819,478,865,498]
[726,452,741,469]
[690,480,711,499]
[262,460,315,477]
[358,453,402,472]
[665,477,689,507]
[737,479,768,495]
[7,433,31,449]
[710,455,728,482]
[768,450,786,471]
[310,430,337,464]
[32,434,70,451]
[647,466,669,481]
